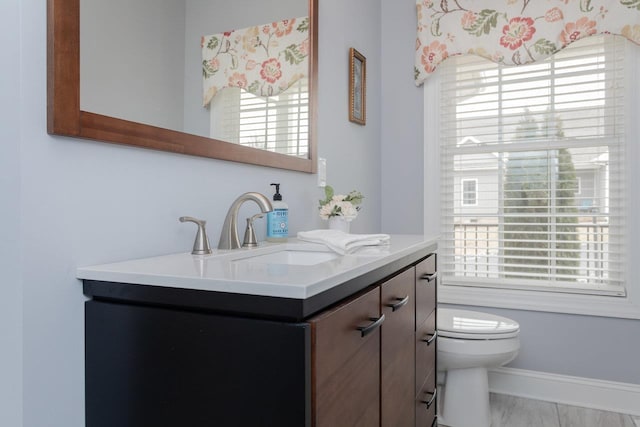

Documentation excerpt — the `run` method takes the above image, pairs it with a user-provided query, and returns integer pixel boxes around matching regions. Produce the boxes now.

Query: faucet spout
[218,192,273,249]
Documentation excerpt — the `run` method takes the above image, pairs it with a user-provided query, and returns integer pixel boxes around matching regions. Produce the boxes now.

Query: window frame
[460,178,478,206]
[575,176,582,196]
[423,37,640,319]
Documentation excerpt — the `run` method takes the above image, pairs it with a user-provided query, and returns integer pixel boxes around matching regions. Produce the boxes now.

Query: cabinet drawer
[310,286,381,427]
[381,268,416,427]
[415,309,437,396]
[415,254,437,329]
[416,370,437,427]
[381,268,416,347]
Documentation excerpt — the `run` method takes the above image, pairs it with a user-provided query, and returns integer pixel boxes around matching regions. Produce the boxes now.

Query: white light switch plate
[318,157,326,187]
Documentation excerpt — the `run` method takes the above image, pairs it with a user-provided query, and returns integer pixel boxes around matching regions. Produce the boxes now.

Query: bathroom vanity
[78,235,437,427]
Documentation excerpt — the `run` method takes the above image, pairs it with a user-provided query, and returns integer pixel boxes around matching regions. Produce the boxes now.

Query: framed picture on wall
[349,48,366,125]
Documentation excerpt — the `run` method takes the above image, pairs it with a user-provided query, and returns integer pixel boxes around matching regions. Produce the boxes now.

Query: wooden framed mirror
[47,0,317,173]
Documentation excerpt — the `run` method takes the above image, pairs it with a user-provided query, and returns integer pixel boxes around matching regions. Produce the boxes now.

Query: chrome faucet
[218,192,273,249]
[179,216,212,255]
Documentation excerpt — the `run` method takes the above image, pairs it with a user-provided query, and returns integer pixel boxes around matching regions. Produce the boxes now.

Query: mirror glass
[72,0,315,167]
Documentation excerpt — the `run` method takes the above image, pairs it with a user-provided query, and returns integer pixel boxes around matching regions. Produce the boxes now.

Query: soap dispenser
[266,183,288,242]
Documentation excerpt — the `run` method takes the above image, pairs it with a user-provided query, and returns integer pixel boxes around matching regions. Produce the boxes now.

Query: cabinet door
[310,286,382,427]
[85,300,310,427]
[381,268,416,427]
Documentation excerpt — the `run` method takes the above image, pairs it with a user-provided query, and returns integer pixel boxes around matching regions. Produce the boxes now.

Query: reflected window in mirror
[209,78,309,158]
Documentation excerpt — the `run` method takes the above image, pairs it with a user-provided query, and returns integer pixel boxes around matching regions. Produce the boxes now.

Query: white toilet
[437,308,520,427]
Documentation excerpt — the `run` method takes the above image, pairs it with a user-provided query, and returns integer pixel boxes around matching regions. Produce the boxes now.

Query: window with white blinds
[438,35,626,296]
[209,78,309,157]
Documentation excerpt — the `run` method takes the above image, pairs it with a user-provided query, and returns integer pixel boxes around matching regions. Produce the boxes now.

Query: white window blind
[439,35,626,296]
[210,78,309,157]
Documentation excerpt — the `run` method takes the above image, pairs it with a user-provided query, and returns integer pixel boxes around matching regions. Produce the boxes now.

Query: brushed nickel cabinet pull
[385,296,409,312]
[356,314,385,338]
[422,388,437,409]
[420,273,437,283]
[422,331,438,346]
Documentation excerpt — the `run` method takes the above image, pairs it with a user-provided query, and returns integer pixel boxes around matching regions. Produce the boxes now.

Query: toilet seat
[438,308,519,340]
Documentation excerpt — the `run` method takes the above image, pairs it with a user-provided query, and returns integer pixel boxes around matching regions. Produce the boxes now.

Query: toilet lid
[438,308,520,340]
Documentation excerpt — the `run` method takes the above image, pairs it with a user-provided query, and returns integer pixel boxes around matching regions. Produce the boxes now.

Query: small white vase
[328,216,350,233]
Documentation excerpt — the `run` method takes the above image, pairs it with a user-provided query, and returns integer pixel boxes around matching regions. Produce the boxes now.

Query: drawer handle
[356,314,385,338]
[420,272,437,283]
[422,331,438,346]
[385,296,409,312]
[421,388,437,409]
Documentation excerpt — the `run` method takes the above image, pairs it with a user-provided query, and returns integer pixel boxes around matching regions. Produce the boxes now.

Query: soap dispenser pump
[266,183,288,242]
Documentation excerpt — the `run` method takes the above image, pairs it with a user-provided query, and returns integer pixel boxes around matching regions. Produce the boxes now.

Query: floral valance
[202,16,309,106]
[415,0,640,85]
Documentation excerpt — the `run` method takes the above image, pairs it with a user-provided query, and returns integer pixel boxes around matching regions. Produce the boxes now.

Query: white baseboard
[488,367,640,417]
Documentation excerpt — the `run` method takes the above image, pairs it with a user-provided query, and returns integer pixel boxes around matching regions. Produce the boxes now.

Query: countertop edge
[81,235,438,321]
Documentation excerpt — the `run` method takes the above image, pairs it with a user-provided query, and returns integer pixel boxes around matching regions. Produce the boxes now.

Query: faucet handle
[242,213,265,248]
[179,216,212,255]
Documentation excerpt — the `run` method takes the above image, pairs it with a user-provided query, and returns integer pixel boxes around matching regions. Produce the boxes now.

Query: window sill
[439,284,640,319]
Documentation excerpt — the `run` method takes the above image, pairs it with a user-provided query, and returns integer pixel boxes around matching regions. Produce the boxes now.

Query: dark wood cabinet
[416,310,437,395]
[381,268,416,427]
[310,286,381,427]
[416,254,437,329]
[84,252,437,427]
[415,254,438,426]
[416,371,437,427]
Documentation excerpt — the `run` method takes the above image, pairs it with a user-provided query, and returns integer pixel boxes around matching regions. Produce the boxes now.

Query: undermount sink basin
[233,250,339,266]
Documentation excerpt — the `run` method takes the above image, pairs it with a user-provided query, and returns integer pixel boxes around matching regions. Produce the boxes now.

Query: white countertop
[77,235,437,299]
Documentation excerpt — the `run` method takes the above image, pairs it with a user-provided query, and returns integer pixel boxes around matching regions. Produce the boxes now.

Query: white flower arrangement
[318,185,364,221]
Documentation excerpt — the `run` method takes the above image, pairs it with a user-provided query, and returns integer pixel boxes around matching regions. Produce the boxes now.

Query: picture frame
[349,48,366,125]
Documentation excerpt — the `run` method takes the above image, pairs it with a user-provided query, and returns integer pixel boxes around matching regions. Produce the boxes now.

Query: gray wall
[80,0,186,130]
[380,0,640,385]
[380,0,425,235]
[8,0,381,425]
[317,0,382,215]
[0,0,23,425]
[444,304,640,384]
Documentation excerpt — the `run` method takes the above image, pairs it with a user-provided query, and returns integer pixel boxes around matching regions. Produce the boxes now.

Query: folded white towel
[297,230,391,255]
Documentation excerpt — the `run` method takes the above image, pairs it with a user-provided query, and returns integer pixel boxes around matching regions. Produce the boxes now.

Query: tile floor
[441,393,640,427]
